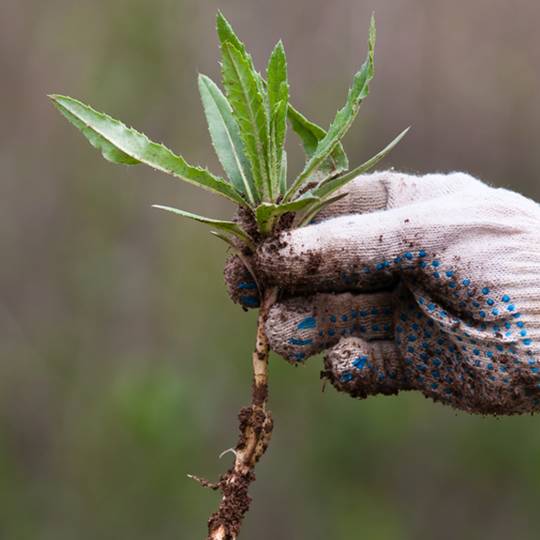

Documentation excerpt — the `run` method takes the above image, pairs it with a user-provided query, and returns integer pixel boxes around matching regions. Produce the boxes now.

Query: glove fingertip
[224,254,261,309]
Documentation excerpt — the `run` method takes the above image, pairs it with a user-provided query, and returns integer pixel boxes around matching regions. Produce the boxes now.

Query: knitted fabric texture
[226,171,540,415]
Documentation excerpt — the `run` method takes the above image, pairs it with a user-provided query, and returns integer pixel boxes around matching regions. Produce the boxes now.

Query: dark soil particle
[235,206,261,244]
[251,382,268,407]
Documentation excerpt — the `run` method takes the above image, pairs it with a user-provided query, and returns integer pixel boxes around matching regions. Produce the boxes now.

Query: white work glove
[225,171,540,415]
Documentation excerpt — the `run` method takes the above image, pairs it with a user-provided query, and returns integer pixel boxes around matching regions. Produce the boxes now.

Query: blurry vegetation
[2,0,540,539]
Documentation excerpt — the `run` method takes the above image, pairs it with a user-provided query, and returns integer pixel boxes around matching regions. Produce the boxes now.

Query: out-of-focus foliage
[2,1,540,539]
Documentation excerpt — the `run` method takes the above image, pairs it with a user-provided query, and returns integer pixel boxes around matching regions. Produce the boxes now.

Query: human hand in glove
[225,171,540,415]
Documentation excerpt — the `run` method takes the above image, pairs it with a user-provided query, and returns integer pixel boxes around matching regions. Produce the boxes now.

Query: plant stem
[201,286,277,540]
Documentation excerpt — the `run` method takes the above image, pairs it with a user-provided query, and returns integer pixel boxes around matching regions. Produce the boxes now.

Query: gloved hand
[225,171,540,415]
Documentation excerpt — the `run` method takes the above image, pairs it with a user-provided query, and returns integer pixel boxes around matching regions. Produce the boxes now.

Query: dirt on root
[207,404,274,539]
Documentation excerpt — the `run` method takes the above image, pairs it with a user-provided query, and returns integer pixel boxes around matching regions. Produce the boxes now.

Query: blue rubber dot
[487,363,494,371]
[502,294,510,303]
[432,260,440,267]
[517,321,525,328]
[330,315,337,323]
[462,279,471,286]
[433,272,440,279]
[376,262,385,271]
[492,309,499,316]
[482,287,490,295]
[405,252,413,260]
[496,344,504,351]
[238,281,257,290]
[446,271,454,278]
[297,317,317,330]
[473,349,480,356]
[487,298,494,306]
[449,282,456,288]
[352,355,368,370]
[508,305,515,312]
[288,338,313,346]
[431,383,439,390]
[408,335,417,342]
[340,372,354,383]
[486,351,494,358]
[479,311,486,318]
[240,295,260,307]
[523,338,532,346]
[328,329,336,337]
[419,250,427,257]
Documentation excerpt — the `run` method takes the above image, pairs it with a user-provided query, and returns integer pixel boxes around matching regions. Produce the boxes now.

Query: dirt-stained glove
[225,171,540,415]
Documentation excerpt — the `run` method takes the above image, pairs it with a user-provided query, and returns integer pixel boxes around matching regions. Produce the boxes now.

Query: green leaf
[297,192,349,227]
[279,150,288,193]
[221,42,270,202]
[267,41,289,197]
[198,74,256,206]
[255,195,319,234]
[284,15,376,201]
[269,98,288,196]
[50,95,246,206]
[152,205,254,248]
[216,12,346,192]
[267,41,288,112]
[313,127,409,199]
[287,104,348,175]
[53,104,139,165]
[216,12,265,92]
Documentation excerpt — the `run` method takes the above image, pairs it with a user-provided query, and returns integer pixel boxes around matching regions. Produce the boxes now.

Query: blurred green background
[2,0,540,538]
